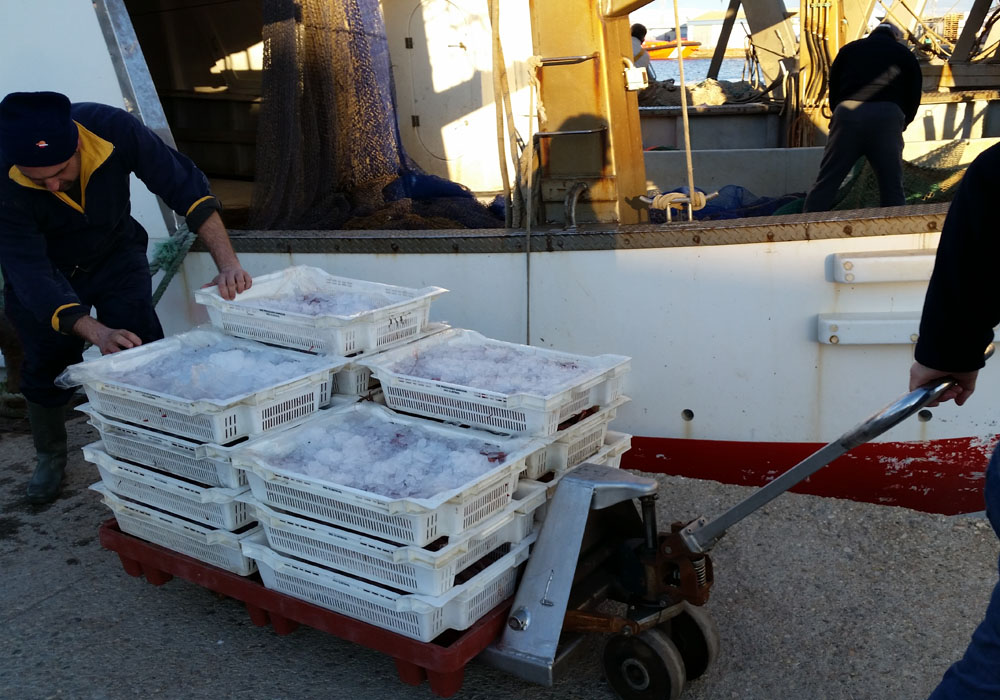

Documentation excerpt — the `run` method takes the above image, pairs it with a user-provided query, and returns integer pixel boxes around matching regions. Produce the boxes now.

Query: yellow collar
[7,122,114,213]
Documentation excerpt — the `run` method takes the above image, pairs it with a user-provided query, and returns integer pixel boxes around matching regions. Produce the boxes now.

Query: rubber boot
[25,401,68,504]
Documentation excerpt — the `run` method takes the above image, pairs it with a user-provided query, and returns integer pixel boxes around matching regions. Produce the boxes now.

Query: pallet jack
[481,374,963,699]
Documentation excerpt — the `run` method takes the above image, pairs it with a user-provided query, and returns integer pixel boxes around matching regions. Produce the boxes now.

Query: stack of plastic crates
[231,402,549,642]
[194,265,449,400]
[357,328,635,488]
[64,327,349,576]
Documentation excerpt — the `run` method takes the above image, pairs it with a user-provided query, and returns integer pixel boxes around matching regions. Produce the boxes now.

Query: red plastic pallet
[98,518,510,697]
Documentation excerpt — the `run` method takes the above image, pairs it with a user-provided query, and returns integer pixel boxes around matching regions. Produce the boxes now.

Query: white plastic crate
[84,442,253,530]
[358,329,630,436]
[332,364,377,396]
[521,397,629,479]
[79,404,248,488]
[194,266,447,356]
[91,483,259,576]
[58,328,345,443]
[232,403,544,546]
[242,534,532,642]
[245,479,545,596]
[591,431,632,469]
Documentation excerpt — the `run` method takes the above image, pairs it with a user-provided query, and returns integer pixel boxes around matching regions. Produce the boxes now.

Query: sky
[630,0,978,24]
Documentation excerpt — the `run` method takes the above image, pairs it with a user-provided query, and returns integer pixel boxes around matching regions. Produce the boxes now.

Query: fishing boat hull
[165,205,997,516]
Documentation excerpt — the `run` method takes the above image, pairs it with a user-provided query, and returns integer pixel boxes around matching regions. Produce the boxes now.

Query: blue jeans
[928,445,1000,699]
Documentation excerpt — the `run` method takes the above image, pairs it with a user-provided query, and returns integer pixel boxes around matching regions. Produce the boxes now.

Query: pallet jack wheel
[602,628,686,700]
[662,602,720,681]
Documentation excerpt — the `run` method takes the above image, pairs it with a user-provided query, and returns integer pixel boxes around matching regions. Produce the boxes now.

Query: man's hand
[71,316,142,355]
[208,265,252,301]
[195,211,253,300]
[908,361,979,406]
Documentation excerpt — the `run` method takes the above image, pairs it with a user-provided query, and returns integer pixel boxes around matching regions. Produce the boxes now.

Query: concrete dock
[2,412,997,700]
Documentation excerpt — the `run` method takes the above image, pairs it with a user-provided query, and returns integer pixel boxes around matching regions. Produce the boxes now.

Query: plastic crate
[332,364,377,396]
[242,533,532,642]
[84,442,253,530]
[79,404,248,488]
[59,328,345,443]
[194,266,447,356]
[358,329,630,436]
[521,398,629,479]
[245,479,545,596]
[591,431,632,469]
[232,403,544,546]
[90,483,259,575]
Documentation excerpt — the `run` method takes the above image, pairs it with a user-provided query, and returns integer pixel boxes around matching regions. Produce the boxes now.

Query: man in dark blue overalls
[803,23,922,211]
[0,91,252,503]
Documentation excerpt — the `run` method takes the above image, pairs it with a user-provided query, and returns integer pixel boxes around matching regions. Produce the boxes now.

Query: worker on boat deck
[909,142,1000,699]
[0,91,252,504]
[803,22,922,212]
[630,23,656,80]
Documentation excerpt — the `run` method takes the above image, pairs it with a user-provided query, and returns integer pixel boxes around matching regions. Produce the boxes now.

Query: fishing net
[831,139,969,210]
[249,0,502,230]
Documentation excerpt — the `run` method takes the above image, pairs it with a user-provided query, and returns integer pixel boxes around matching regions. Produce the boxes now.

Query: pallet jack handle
[679,349,992,554]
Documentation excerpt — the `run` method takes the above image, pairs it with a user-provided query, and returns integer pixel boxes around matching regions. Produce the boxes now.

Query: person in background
[631,23,656,80]
[803,22,922,212]
[908,142,1000,699]
[0,91,252,504]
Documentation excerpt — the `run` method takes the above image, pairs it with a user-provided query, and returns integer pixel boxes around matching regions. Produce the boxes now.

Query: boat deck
[1,414,995,699]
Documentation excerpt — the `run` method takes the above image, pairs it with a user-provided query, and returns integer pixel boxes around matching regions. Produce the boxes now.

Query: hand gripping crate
[241,533,533,642]
[357,328,631,436]
[79,404,248,488]
[521,397,630,479]
[90,483,259,576]
[57,328,346,443]
[232,403,544,546]
[194,265,447,356]
[84,442,253,530]
[244,479,546,596]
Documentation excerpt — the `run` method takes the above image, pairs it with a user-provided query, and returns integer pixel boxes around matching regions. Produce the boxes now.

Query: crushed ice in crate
[256,412,510,499]
[103,337,330,400]
[244,290,395,317]
[386,342,591,395]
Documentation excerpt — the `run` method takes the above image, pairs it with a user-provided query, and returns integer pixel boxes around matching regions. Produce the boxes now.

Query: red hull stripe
[623,435,999,515]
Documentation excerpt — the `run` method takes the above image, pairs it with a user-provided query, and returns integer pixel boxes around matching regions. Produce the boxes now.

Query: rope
[149,223,197,307]
[524,57,540,345]
[647,191,709,211]
[673,0,697,222]
[525,56,547,125]
[488,0,512,227]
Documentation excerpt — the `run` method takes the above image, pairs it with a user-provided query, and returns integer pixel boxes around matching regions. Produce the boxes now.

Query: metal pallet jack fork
[482,375,963,699]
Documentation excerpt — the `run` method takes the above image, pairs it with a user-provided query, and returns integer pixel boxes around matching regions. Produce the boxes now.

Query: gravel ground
[1,415,997,700]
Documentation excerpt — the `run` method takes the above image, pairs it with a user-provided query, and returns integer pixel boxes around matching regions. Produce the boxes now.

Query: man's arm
[909,145,1000,405]
[195,210,252,300]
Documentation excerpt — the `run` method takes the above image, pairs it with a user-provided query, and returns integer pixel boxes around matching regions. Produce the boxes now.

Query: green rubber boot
[25,401,68,504]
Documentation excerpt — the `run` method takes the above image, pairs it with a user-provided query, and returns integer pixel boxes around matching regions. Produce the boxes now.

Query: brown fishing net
[249,0,503,231]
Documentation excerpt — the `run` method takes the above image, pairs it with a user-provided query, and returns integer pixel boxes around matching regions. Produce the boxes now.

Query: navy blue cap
[0,91,79,167]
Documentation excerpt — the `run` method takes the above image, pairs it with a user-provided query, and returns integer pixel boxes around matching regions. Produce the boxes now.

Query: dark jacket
[915,142,1000,372]
[829,29,923,126]
[0,102,219,333]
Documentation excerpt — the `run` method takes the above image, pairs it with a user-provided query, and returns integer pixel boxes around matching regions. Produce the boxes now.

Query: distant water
[649,57,754,84]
